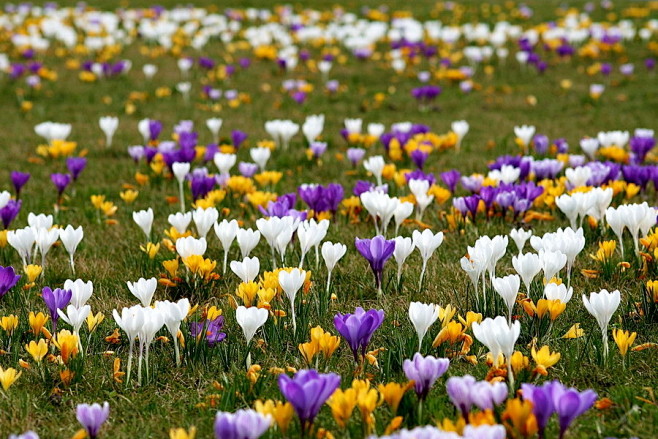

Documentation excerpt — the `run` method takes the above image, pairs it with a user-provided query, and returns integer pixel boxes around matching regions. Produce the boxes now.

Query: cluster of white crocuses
[7,212,84,274]
[605,202,658,258]
[113,277,190,384]
[556,187,613,229]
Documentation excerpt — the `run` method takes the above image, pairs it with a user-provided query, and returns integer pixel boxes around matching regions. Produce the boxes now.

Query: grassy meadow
[0,1,657,438]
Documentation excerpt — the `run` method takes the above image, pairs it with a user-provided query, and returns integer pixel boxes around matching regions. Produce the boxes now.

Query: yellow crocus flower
[25,339,48,363]
[327,388,357,428]
[0,315,18,335]
[254,400,294,434]
[531,345,561,375]
[29,311,49,336]
[0,367,22,391]
[24,265,43,283]
[377,381,413,414]
[169,427,197,439]
[119,189,139,203]
[612,328,637,356]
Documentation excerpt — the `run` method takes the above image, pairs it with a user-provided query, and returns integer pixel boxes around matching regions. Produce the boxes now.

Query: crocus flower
[42,287,72,332]
[440,169,460,193]
[582,289,620,358]
[50,173,71,199]
[346,147,366,167]
[278,369,340,432]
[334,307,384,362]
[0,265,21,298]
[76,402,110,439]
[522,381,597,439]
[10,171,30,198]
[355,235,395,293]
[403,353,449,400]
[231,130,248,148]
[214,409,271,439]
[0,199,22,229]
[66,157,87,181]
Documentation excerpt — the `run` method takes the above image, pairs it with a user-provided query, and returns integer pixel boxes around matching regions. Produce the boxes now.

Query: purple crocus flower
[533,134,550,154]
[460,175,483,193]
[629,134,655,164]
[309,141,327,158]
[403,353,450,400]
[231,130,248,148]
[190,175,217,200]
[446,375,477,418]
[76,402,110,439]
[353,180,375,197]
[198,56,216,70]
[522,381,597,439]
[127,146,145,163]
[148,120,162,141]
[189,316,226,346]
[278,369,340,431]
[0,266,21,298]
[454,195,480,220]
[600,62,612,76]
[354,236,395,291]
[0,199,22,229]
[42,287,72,333]
[66,157,87,181]
[410,149,429,169]
[238,162,259,178]
[10,171,30,197]
[440,169,461,193]
[334,307,384,361]
[50,173,71,198]
[214,409,270,439]
[346,148,366,167]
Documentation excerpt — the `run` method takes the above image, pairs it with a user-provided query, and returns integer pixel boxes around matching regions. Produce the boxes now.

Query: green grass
[0,1,657,438]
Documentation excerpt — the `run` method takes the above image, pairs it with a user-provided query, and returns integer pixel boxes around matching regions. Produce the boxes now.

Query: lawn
[0,1,657,438]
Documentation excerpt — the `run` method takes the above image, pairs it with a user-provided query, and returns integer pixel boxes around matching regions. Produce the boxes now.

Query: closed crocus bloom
[446,374,476,417]
[0,266,21,298]
[278,369,340,432]
[236,305,268,345]
[142,64,157,80]
[192,207,219,239]
[321,241,347,294]
[236,228,261,258]
[155,298,190,366]
[99,116,118,147]
[60,225,83,273]
[509,228,532,255]
[412,229,443,289]
[42,287,72,332]
[214,409,271,439]
[213,152,236,176]
[582,289,620,357]
[230,257,260,284]
[206,117,223,143]
[408,302,439,351]
[169,211,192,234]
[514,124,536,153]
[138,307,164,384]
[539,249,567,282]
[176,236,207,259]
[214,219,239,274]
[35,227,59,269]
[133,208,154,240]
[355,235,395,294]
[492,274,520,323]
[393,236,415,287]
[76,401,110,439]
[58,304,91,337]
[512,253,541,296]
[403,353,449,400]
[544,283,573,303]
[470,380,508,411]
[363,155,385,186]
[250,147,271,170]
[279,268,306,333]
[302,114,324,144]
[172,162,191,212]
[126,277,157,307]
[113,305,144,383]
[473,316,521,387]
[393,201,414,236]
[334,307,384,362]
[451,120,469,151]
